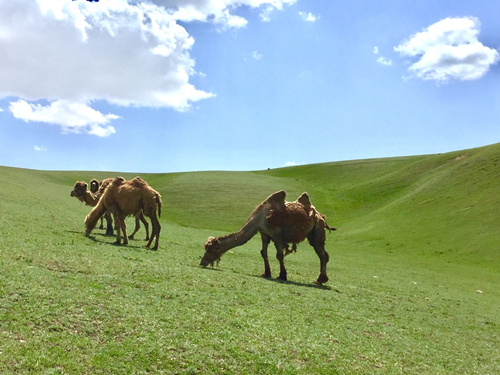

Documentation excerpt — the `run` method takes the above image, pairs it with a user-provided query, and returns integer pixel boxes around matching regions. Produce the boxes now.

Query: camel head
[89,179,100,194]
[70,181,88,202]
[200,236,223,267]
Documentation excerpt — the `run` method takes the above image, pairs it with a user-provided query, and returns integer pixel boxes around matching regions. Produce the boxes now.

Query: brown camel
[85,177,162,250]
[71,178,114,235]
[70,178,150,240]
[200,190,336,284]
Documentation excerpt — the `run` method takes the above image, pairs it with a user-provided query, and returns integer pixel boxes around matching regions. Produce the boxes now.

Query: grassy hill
[0,143,499,373]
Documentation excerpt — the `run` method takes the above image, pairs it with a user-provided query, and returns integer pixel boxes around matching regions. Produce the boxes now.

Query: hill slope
[1,142,499,268]
[1,143,499,373]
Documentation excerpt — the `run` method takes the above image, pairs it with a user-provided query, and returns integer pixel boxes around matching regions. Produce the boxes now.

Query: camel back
[267,202,316,244]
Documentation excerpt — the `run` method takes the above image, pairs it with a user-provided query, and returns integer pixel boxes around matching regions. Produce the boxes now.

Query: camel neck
[82,191,99,206]
[217,220,259,253]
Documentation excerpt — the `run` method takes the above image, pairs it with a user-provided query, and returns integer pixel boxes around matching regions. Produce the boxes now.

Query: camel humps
[70,178,150,240]
[84,177,162,250]
[200,190,336,284]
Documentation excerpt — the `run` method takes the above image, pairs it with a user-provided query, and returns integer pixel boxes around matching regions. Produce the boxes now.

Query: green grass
[1,143,499,374]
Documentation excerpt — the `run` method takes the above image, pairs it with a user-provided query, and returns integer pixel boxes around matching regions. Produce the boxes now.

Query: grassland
[0,143,499,374]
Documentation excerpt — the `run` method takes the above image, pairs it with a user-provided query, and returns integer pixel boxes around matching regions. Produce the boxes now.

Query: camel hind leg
[260,233,272,278]
[144,209,160,250]
[307,223,330,284]
[129,212,149,241]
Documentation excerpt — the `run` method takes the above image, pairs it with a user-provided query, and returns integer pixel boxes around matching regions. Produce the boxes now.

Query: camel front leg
[104,211,114,236]
[260,233,272,278]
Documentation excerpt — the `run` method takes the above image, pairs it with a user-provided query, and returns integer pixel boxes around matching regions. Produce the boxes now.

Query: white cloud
[10,100,118,137]
[0,0,295,136]
[376,57,393,66]
[34,146,47,152]
[150,0,297,26]
[299,11,318,22]
[285,161,302,167]
[374,46,393,66]
[252,51,263,60]
[395,17,500,82]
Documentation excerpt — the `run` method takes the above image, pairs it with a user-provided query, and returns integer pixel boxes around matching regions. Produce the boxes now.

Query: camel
[84,177,162,250]
[71,178,114,235]
[70,178,150,240]
[200,190,336,284]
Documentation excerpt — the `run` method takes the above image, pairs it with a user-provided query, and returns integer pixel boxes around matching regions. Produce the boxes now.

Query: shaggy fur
[71,178,150,239]
[85,177,162,250]
[201,190,336,284]
[71,179,114,235]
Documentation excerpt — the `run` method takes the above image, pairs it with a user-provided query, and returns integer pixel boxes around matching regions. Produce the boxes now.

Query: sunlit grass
[1,143,499,373]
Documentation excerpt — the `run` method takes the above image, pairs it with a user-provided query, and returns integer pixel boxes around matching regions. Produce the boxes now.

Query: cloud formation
[299,11,318,22]
[252,51,263,60]
[0,0,295,136]
[10,100,118,137]
[373,46,393,66]
[395,17,499,82]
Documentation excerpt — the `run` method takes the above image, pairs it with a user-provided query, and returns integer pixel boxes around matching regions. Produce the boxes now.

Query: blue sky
[0,0,499,173]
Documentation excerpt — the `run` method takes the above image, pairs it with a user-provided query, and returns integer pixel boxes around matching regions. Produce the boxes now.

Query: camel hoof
[261,273,272,279]
[314,274,329,285]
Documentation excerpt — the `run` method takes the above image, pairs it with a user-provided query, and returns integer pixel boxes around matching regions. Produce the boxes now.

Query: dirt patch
[454,153,468,161]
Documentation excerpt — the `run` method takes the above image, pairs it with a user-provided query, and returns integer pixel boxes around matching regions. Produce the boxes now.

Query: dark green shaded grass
[1,143,499,374]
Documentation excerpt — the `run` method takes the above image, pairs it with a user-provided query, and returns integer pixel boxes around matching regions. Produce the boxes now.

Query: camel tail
[156,193,162,218]
[325,222,337,233]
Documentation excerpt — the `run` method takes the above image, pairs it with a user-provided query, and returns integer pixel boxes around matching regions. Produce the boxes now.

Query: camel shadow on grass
[253,274,339,292]
[83,233,156,251]
[199,264,338,292]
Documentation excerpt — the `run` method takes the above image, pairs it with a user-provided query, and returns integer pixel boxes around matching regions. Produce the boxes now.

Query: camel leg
[145,211,160,250]
[129,216,141,240]
[308,224,330,284]
[121,217,129,246]
[274,240,287,281]
[99,217,104,230]
[104,211,114,236]
[140,212,149,241]
[260,233,272,278]
[114,214,122,246]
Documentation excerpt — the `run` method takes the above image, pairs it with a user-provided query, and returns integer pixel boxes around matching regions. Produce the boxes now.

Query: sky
[0,0,499,173]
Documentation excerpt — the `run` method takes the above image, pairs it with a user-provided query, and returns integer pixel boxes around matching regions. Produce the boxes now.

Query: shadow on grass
[255,275,341,292]
[197,263,340,292]
[83,234,156,251]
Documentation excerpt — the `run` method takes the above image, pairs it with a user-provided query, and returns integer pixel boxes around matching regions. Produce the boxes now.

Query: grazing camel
[200,190,336,284]
[71,178,150,240]
[85,177,162,250]
[71,179,114,235]
[91,178,150,241]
